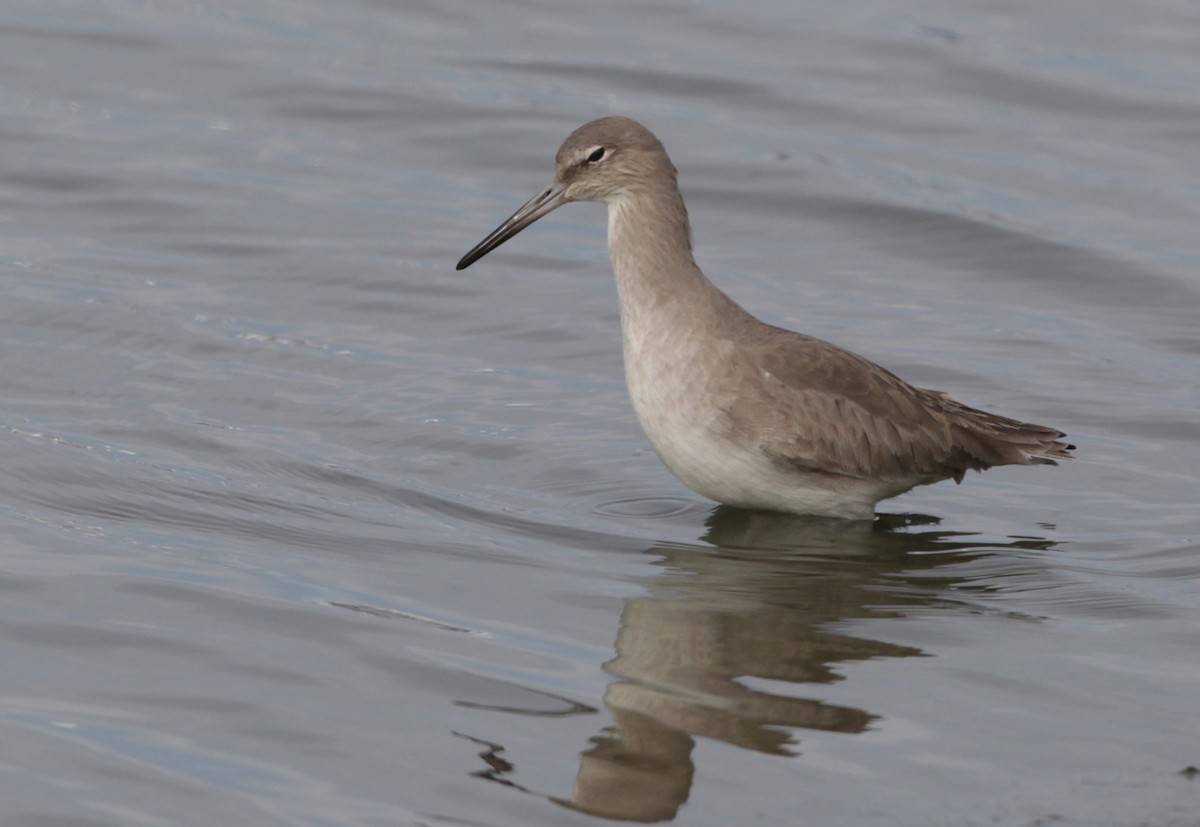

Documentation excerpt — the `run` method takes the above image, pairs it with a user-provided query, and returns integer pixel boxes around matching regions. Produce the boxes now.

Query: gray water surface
[2,1,1198,825]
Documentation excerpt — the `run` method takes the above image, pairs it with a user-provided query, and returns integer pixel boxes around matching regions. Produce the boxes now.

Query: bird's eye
[586,146,606,164]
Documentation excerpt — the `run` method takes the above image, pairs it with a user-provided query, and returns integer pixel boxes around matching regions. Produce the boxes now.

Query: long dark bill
[456,183,569,270]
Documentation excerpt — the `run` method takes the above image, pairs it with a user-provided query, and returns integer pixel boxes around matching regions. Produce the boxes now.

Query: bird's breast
[620,310,750,488]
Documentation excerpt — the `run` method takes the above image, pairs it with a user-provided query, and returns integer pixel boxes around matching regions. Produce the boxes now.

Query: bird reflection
[467,508,1057,823]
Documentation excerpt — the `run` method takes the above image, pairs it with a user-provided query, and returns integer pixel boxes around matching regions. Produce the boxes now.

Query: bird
[456,116,1073,519]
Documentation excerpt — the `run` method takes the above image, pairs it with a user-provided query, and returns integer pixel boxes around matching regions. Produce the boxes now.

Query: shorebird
[457,116,1073,519]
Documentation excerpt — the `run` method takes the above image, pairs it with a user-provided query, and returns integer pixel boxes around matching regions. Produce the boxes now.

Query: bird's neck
[606,186,736,336]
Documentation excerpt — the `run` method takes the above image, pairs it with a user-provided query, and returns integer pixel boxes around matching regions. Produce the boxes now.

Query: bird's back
[721,318,1073,486]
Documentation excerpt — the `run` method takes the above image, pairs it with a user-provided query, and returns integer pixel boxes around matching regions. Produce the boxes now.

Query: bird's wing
[722,325,1058,481]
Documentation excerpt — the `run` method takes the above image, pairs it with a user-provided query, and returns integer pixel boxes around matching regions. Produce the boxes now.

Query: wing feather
[719,323,1071,482]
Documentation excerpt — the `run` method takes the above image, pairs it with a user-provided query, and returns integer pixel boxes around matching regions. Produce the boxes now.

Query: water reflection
[470,509,1057,822]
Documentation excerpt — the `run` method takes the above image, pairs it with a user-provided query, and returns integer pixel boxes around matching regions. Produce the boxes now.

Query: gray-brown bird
[458,116,1073,519]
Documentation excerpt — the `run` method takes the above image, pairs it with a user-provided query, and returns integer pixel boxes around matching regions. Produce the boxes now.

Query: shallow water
[1,1,1198,825]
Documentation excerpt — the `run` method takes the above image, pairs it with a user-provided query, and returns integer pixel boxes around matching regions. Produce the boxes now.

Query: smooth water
[1,1,1198,825]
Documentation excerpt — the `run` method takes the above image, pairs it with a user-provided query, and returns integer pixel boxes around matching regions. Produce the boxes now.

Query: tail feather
[942,396,1075,469]
[1026,431,1075,465]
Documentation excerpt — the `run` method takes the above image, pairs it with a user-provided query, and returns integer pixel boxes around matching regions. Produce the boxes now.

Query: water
[1,1,1198,825]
